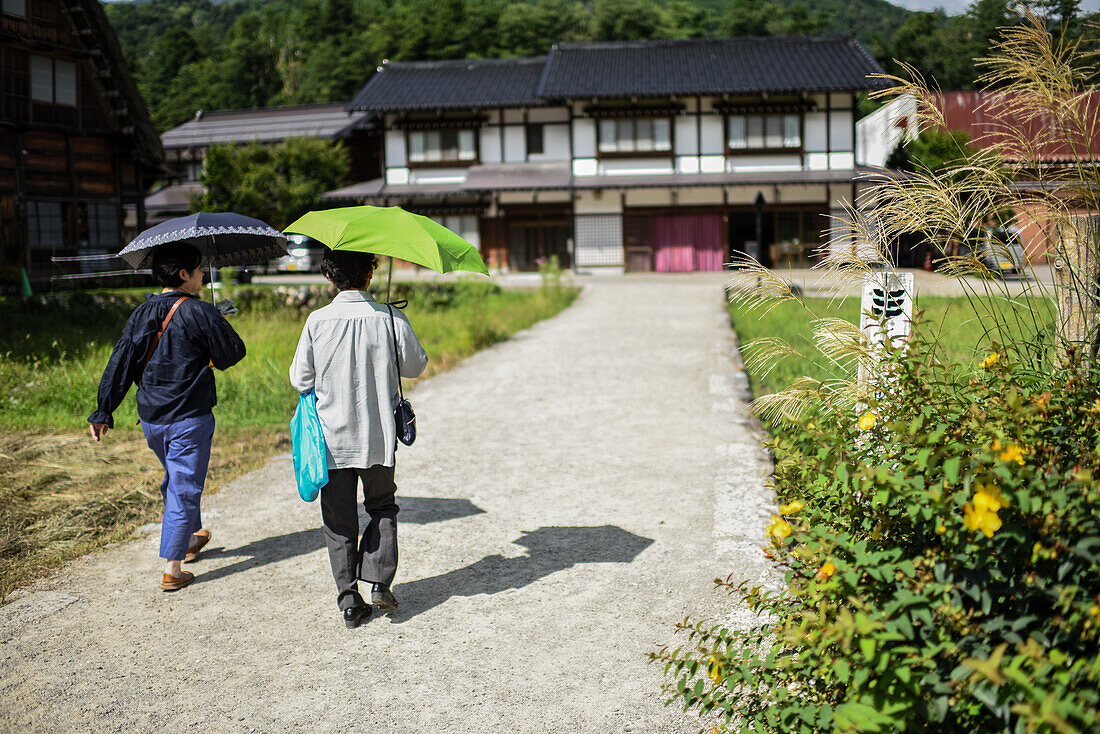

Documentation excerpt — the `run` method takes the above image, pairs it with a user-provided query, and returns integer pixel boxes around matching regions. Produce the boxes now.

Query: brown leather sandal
[183,529,212,563]
[159,570,195,591]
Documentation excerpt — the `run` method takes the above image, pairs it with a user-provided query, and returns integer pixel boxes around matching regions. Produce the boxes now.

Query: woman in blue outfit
[88,242,246,591]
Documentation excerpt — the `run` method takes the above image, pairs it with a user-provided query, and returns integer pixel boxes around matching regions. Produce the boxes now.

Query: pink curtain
[653,215,724,272]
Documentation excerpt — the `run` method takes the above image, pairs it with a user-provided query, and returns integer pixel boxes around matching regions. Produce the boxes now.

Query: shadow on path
[388,525,653,623]
[192,497,485,585]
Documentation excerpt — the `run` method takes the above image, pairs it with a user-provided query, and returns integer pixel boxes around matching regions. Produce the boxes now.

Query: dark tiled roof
[162,104,371,149]
[348,57,546,112]
[347,36,885,112]
[538,36,888,98]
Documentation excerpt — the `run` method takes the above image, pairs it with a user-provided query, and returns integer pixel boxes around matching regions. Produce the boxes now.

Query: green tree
[592,0,663,41]
[194,138,349,229]
[720,0,774,36]
[660,1,715,39]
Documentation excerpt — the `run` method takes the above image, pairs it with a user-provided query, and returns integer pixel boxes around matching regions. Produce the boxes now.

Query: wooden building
[331,36,888,272]
[0,0,162,282]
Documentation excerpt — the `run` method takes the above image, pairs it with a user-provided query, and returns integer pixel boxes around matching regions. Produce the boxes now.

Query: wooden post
[1053,214,1100,361]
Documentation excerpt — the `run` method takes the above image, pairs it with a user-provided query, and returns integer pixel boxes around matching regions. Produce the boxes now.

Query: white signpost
[859,270,914,385]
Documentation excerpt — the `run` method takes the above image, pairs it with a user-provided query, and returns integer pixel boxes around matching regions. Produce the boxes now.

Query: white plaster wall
[829,152,856,170]
[499,191,536,204]
[529,124,570,162]
[503,109,524,124]
[805,152,829,171]
[675,116,698,155]
[804,112,828,152]
[484,110,501,124]
[700,155,725,173]
[809,95,828,109]
[700,115,724,155]
[573,119,596,158]
[677,156,700,174]
[829,93,853,110]
[829,184,853,209]
[533,190,572,203]
[528,107,569,123]
[829,111,854,152]
[624,188,672,206]
[410,168,466,184]
[480,127,502,164]
[574,190,623,214]
[504,126,525,162]
[676,188,723,205]
[726,188,765,205]
[386,168,410,185]
[856,95,916,166]
[728,155,802,172]
[385,130,407,168]
[600,159,675,176]
[573,159,598,176]
[777,184,829,204]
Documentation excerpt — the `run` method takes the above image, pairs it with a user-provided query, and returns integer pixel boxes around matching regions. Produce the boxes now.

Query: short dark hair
[151,242,203,287]
[321,249,377,290]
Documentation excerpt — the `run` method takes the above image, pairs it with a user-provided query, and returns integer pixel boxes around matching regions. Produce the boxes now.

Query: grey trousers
[320,465,398,611]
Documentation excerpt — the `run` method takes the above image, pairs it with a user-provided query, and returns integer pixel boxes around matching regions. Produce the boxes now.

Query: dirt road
[0,274,775,733]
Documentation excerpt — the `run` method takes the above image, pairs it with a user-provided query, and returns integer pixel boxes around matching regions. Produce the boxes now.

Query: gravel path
[0,274,775,733]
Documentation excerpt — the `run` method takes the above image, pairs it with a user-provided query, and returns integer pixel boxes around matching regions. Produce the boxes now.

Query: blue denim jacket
[88,291,246,427]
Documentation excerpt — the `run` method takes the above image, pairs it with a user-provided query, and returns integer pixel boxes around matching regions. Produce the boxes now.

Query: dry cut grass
[0,428,288,602]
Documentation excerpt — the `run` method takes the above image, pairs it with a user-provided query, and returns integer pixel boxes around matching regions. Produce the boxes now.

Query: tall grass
[730,296,1056,399]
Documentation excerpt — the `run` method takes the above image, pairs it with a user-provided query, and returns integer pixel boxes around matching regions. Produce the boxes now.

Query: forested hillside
[103,0,1099,131]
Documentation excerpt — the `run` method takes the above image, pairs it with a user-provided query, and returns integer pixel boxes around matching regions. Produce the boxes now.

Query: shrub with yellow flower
[980,352,1000,369]
[998,443,1026,465]
[778,500,803,515]
[707,654,725,685]
[817,561,836,579]
[858,412,877,430]
[765,515,792,542]
[963,487,1004,538]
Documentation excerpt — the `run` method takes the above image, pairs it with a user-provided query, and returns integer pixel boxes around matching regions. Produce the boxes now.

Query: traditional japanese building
[332,35,888,272]
[0,0,162,282]
[148,103,378,225]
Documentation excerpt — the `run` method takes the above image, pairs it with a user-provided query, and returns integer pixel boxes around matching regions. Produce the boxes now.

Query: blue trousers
[142,414,216,561]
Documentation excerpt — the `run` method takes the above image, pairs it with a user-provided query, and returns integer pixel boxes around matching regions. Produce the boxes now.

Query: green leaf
[943,457,961,484]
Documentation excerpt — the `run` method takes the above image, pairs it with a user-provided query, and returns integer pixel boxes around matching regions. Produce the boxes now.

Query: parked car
[271,235,324,273]
[978,226,1027,277]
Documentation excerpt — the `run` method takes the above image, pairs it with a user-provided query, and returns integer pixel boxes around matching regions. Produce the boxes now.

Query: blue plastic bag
[291,390,328,502]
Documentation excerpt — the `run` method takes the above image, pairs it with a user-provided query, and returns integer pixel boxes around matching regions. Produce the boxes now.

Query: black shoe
[343,604,372,629]
[371,583,398,611]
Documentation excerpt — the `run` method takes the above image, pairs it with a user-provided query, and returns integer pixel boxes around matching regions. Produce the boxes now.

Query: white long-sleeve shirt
[289,290,428,469]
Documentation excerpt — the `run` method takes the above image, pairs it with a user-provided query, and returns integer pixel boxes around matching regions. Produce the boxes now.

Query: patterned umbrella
[119,212,288,269]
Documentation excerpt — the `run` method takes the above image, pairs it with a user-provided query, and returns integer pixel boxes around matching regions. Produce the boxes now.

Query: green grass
[0,282,576,430]
[730,296,1056,398]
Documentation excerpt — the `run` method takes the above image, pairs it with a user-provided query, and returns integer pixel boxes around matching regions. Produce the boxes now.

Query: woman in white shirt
[290,250,428,628]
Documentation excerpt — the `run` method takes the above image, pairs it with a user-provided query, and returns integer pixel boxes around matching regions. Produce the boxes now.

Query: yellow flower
[963,488,1003,538]
[936,524,947,535]
[1091,605,1100,617]
[766,515,792,542]
[807,422,815,429]
[980,352,1000,369]
[998,444,1026,465]
[707,654,725,684]
[858,412,877,430]
[818,561,836,579]
[778,500,804,515]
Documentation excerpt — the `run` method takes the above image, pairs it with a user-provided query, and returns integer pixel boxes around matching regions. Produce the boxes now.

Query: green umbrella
[284,205,489,276]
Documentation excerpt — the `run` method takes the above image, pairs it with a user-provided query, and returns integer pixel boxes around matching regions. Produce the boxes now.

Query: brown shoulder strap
[141,296,189,374]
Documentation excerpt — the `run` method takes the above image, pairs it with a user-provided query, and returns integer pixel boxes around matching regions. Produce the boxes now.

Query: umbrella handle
[386,255,394,303]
